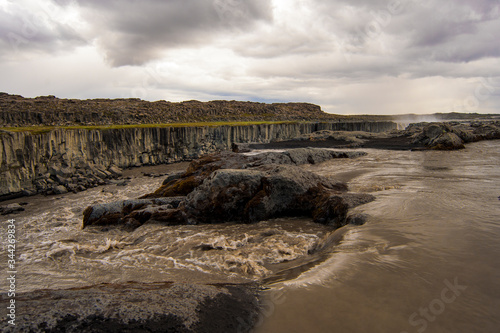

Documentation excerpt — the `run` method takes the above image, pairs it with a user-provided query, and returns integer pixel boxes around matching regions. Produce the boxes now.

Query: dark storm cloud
[0,2,85,59]
[71,0,273,66]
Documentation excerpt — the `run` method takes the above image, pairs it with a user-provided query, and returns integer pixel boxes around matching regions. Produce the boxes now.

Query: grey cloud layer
[0,2,84,59]
[0,0,499,114]
[2,0,498,68]
[74,0,273,66]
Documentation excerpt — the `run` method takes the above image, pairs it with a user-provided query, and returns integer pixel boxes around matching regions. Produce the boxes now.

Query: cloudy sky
[1,0,499,115]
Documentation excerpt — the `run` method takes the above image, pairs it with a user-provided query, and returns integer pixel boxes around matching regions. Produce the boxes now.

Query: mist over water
[1,141,499,332]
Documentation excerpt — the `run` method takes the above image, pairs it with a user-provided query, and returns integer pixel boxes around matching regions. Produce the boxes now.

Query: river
[256,140,500,333]
[1,140,499,332]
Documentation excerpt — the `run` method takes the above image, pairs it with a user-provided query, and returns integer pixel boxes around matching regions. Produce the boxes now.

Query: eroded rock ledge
[0,282,259,333]
[83,148,373,230]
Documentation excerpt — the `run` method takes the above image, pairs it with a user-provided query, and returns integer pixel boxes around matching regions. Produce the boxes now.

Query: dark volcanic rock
[0,92,334,126]
[181,165,350,226]
[231,142,252,153]
[429,132,465,150]
[471,122,500,140]
[162,171,185,185]
[346,213,370,226]
[144,148,365,199]
[83,148,374,229]
[0,282,259,333]
[410,123,465,150]
[53,185,69,195]
[408,121,500,150]
[107,165,123,177]
[83,197,185,229]
[0,203,25,215]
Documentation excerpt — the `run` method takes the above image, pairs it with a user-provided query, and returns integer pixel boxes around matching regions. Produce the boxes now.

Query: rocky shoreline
[250,121,500,151]
[1,282,260,333]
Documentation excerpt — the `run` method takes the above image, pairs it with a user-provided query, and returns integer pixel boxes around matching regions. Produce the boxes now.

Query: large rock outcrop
[0,282,259,333]
[407,121,500,150]
[83,148,374,229]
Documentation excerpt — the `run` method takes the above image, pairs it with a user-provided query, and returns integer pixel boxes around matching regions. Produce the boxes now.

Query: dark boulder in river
[181,165,362,227]
[82,197,185,229]
[82,148,373,229]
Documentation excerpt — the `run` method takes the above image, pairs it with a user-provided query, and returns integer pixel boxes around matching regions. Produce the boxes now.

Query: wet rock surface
[83,148,373,229]
[0,282,259,333]
[0,202,26,215]
[82,197,185,229]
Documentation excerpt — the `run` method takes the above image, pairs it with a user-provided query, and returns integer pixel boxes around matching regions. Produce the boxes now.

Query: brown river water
[1,140,499,332]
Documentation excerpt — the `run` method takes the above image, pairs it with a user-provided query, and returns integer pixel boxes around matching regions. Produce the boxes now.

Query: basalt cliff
[0,93,396,199]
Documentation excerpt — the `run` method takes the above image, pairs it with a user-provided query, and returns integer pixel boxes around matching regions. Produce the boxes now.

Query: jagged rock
[146,148,365,199]
[66,184,78,193]
[413,121,499,149]
[270,121,499,151]
[340,193,377,208]
[181,169,265,224]
[423,123,446,139]
[310,195,347,227]
[33,178,48,191]
[90,166,110,180]
[451,125,476,143]
[162,171,185,185]
[82,197,185,228]
[107,165,123,177]
[429,132,465,150]
[48,166,61,177]
[286,148,366,165]
[21,189,36,196]
[472,123,500,140]
[0,203,25,215]
[53,174,68,185]
[409,122,477,150]
[0,282,259,333]
[346,213,369,226]
[84,149,374,229]
[53,185,68,195]
[231,142,252,153]
[60,166,75,177]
